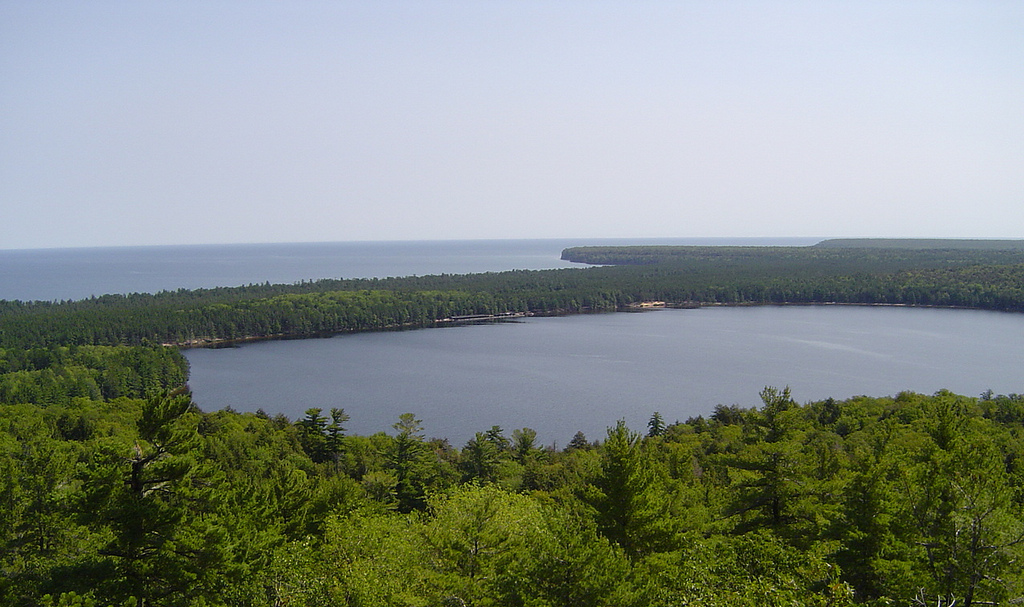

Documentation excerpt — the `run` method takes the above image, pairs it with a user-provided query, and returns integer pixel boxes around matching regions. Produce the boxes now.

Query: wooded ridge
[4,244,1024,349]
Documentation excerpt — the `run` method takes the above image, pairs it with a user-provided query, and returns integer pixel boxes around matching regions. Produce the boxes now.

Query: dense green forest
[4,244,1024,349]
[559,242,1024,266]
[2,242,1024,605]
[814,238,1024,250]
[3,385,1023,606]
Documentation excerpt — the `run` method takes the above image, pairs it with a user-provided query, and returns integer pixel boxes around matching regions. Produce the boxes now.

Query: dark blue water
[0,237,819,302]
[183,305,1024,447]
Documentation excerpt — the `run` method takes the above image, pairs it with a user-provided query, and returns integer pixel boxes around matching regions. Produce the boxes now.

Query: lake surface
[183,305,1024,447]
[9,237,1019,445]
[0,237,818,302]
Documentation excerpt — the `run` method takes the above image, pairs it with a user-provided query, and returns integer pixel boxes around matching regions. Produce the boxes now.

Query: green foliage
[3,388,1024,605]
[0,345,188,406]
[5,244,1024,351]
[814,238,1024,250]
[4,241,1024,606]
[73,390,226,605]
[585,420,676,558]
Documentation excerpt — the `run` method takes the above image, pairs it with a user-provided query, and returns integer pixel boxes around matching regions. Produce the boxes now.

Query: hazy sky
[2,1,1022,250]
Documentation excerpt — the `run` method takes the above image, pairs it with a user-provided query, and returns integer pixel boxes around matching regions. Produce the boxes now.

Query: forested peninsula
[4,240,1024,349]
[3,240,1024,606]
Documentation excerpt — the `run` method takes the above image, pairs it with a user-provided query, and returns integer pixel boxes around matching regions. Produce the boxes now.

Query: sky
[1,1,1022,250]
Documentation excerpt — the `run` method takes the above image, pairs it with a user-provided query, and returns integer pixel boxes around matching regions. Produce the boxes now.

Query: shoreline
[167,300,1011,350]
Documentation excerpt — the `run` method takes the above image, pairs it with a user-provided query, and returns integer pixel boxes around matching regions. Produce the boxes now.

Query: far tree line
[3,244,1024,349]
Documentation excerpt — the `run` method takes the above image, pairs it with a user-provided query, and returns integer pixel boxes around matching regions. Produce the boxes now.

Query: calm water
[8,237,1018,445]
[0,237,818,302]
[183,305,1024,447]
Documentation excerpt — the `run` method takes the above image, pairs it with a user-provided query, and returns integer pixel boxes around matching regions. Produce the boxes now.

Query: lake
[7,237,1020,445]
[183,304,1024,447]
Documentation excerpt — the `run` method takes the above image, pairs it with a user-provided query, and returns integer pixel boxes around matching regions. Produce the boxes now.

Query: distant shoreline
[169,300,1012,350]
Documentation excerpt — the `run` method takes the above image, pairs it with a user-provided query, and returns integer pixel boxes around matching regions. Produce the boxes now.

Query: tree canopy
[2,243,1024,605]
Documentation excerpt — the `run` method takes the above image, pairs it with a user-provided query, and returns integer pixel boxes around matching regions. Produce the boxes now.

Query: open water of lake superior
[1,237,816,302]
[5,238,1020,446]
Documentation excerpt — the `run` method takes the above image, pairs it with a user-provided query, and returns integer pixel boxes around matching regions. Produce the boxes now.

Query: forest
[3,243,1024,349]
[2,242,1024,606]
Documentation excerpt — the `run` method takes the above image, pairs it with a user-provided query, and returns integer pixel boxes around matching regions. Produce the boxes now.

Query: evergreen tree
[586,420,674,557]
[76,390,227,606]
[326,407,349,461]
[391,413,427,512]
[511,427,538,463]
[647,412,666,437]
[297,407,328,462]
